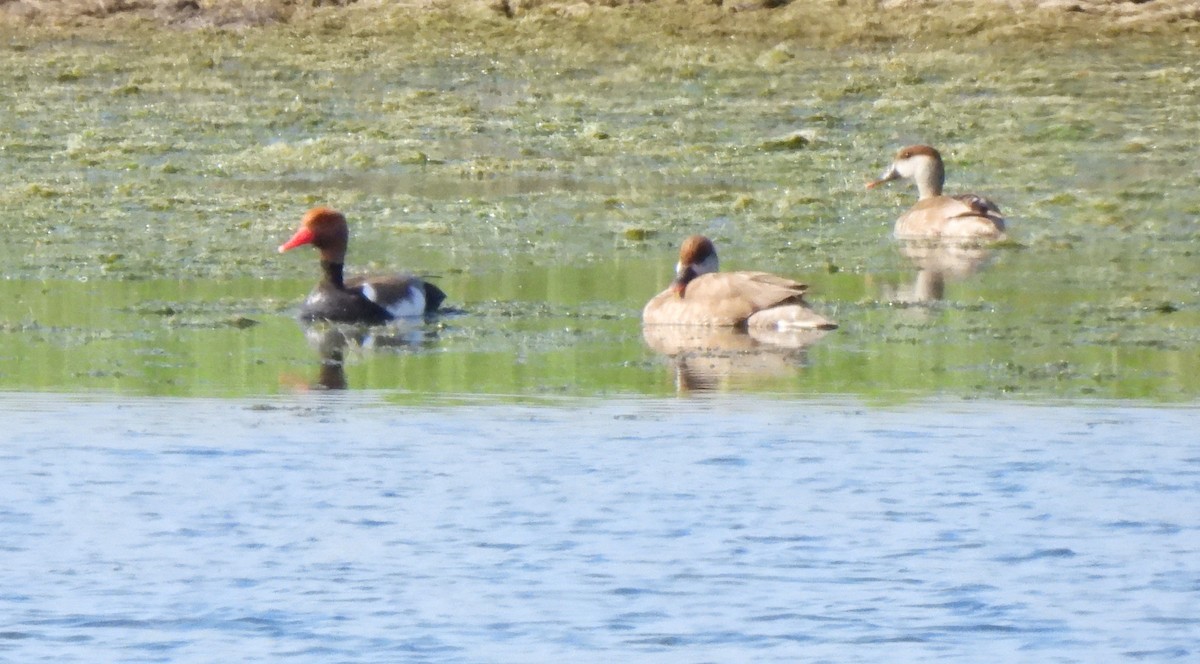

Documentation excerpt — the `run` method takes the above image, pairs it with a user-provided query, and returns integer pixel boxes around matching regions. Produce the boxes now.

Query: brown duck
[868,145,1006,241]
[642,235,836,330]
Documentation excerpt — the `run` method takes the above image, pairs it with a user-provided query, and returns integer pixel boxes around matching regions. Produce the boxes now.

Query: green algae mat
[0,3,1197,400]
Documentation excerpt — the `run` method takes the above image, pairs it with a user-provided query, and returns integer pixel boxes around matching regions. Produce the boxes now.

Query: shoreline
[1,0,1197,41]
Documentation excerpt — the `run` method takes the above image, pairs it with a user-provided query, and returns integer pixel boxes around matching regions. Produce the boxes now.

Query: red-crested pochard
[642,235,836,330]
[867,145,1006,241]
[278,207,446,324]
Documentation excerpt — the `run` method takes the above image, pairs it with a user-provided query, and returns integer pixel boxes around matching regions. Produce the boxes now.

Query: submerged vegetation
[0,0,1196,399]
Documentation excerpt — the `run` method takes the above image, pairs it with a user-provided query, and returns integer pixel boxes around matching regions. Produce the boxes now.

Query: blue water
[1,393,1197,662]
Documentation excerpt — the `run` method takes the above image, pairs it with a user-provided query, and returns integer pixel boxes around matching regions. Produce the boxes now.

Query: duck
[642,235,836,329]
[867,144,1006,241]
[277,207,446,324]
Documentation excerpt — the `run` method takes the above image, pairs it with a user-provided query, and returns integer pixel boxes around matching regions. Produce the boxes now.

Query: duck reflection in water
[885,238,998,304]
[294,323,437,391]
[643,325,831,392]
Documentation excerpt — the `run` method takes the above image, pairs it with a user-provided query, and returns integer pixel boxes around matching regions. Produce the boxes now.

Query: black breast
[299,282,392,324]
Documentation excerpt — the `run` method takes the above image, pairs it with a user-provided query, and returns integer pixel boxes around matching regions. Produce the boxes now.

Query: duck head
[670,235,720,297]
[278,207,350,264]
[867,144,946,200]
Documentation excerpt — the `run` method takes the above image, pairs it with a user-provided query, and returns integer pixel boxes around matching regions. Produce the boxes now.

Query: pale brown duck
[642,235,836,330]
[867,145,1006,241]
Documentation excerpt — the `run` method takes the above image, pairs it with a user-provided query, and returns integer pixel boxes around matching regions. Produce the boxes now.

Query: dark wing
[422,281,447,312]
[951,193,1001,217]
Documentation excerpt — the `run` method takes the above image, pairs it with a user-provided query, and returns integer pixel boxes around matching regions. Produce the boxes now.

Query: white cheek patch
[900,154,933,179]
[360,283,378,303]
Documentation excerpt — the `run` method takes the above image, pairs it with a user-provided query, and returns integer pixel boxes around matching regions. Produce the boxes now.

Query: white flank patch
[386,284,426,318]
[361,282,426,317]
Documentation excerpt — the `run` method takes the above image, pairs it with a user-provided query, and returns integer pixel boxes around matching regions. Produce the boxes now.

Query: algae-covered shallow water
[0,250,1196,400]
[0,11,1197,401]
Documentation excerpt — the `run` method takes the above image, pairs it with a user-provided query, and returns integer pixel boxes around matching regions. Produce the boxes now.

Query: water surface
[2,394,1197,662]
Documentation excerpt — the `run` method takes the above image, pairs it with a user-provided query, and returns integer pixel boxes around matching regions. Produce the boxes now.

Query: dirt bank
[1,0,1197,39]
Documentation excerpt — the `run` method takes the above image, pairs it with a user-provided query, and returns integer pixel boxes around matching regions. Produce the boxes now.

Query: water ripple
[1,395,1197,662]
